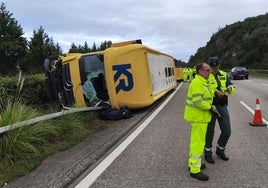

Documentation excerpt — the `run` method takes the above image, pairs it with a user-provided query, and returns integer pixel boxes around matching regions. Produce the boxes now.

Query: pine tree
[24,26,62,73]
[0,3,27,76]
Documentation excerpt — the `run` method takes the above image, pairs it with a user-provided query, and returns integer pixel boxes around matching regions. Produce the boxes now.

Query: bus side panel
[147,52,177,101]
[104,45,153,109]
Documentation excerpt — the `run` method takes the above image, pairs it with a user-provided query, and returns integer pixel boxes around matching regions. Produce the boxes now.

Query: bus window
[79,54,109,105]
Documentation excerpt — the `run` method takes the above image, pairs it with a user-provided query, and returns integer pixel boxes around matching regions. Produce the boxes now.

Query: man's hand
[226,86,232,93]
[211,105,221,117]
[216,91,225,97]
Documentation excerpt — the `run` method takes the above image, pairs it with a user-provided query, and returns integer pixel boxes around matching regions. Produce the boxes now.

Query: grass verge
[0,111,103,187]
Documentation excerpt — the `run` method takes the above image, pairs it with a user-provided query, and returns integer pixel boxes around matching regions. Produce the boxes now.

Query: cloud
[3,0,268,62]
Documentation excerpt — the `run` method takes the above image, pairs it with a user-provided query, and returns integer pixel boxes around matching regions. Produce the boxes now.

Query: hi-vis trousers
[189,122,207,173]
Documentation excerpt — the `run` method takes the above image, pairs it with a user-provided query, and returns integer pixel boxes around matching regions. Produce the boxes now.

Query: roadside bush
[0,73,48,107]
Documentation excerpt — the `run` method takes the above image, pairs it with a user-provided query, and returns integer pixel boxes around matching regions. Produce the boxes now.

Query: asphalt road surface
[5,78,268,188]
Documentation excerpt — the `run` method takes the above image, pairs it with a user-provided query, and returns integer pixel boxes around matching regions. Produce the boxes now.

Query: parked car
[229,66,248,80]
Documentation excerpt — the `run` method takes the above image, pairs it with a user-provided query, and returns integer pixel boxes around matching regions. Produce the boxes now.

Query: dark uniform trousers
[205,104,231,149]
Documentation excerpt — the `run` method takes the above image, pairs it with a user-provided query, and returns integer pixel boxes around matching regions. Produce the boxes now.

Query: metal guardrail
[0,106,103,134]
[248,69,268,76]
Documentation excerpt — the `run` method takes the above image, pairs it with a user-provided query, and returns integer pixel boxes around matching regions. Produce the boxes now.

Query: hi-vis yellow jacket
[184,75,213,123]
[209,70,236,105]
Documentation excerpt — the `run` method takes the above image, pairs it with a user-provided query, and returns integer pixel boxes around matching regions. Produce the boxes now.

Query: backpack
[99,104,132,120]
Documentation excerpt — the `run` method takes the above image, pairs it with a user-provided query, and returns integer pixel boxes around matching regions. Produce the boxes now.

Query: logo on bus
[113,64,134,93]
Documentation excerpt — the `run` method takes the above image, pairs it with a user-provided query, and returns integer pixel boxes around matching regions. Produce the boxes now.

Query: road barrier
[0,106,102,134]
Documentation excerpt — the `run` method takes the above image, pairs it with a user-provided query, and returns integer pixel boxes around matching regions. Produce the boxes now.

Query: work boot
[216,147,229,161]
[188,163,206,171]
[204,149,215,164]
[201,163,206,170]
[190,172,209,181]
[205,154,215,164]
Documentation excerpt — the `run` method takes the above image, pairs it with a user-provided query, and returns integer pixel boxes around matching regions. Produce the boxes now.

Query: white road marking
[261,83,268,86]
[239,101,268,125]
[75,82,183,188]
[244,79,268,86]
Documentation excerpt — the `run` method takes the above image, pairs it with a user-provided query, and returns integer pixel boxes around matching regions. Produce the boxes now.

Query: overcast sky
[2,0,268,62]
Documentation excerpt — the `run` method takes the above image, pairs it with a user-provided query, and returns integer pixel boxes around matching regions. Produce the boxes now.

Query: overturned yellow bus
[44,40,177,109]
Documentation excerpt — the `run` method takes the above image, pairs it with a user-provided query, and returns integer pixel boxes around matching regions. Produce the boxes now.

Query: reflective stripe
[204,147,212,151]
[190,154,201,159]
[193,100,202,105]
[192,93,203,98]
[256,104,261,110]
[191,161,201,167]
[186,103,195,107]
[187,97,212,106]
[217,144,225,150]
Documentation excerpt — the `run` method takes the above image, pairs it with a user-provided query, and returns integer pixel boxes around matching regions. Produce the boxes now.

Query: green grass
[250,72,268,78]
[0,99,40,127]
[0,111,103,186]
[0,72,104,186]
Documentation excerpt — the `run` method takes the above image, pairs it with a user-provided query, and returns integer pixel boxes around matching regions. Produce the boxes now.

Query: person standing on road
[204,57,236,164]
[184,63,218,181]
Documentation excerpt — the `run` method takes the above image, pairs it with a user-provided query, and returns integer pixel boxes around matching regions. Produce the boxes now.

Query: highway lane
[73,79,268,188]
[231,77,268,120]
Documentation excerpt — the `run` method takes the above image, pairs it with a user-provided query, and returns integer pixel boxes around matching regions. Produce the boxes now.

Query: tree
[189,13,268,69]
[23,26,62,73]
[69,43,78,53]
[0,2,27,76]
[82,41,91,53]
[68,40,112,53]
[98,40,109,51]
[91,42,97,52]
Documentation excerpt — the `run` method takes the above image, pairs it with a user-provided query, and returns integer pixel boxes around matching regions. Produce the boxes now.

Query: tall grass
[0,112,99,186]
[0,100,40,127]
[0,72,101,186]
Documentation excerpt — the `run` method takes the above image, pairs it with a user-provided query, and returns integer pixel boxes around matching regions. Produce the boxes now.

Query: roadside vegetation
[0,112,102,186]
[0,74,102,186]
[0,111,102,187]
[248,69,268,78]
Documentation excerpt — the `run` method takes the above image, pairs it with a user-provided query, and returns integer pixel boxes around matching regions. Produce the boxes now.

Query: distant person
[204,57,236,164]
[183,67,189,82]
[184,63,219,181]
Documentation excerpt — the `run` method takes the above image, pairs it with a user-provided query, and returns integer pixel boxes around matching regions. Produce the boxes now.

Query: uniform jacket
[184,75,213,123]
[209,70,236,105]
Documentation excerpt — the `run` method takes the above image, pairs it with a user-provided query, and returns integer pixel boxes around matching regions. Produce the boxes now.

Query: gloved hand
[211,105,221,117]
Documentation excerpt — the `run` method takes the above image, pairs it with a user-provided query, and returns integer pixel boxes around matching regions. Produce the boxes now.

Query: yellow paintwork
[61,53,85,107]
[104,44,177,109]
[59,42,177,109]
[175,67,184,81]
[105,45,152,109]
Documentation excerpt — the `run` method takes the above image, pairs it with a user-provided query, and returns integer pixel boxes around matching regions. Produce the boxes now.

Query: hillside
[187,13,268,69]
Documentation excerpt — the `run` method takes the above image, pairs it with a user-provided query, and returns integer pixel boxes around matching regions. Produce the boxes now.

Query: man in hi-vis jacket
[184,63,219,181]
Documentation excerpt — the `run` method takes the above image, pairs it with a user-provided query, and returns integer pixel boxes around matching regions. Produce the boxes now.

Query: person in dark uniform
[204,57,236,163]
